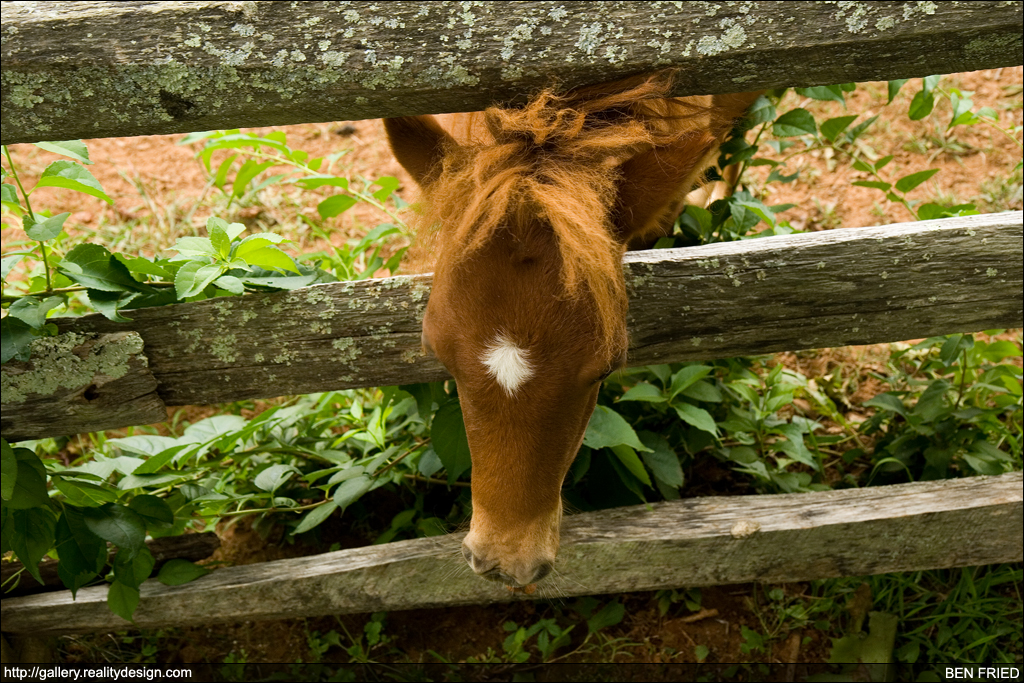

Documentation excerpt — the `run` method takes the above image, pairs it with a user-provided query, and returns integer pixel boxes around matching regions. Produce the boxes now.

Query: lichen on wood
[2,1,1022,143]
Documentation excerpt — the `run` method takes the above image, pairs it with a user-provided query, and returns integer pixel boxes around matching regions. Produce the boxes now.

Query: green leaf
[851,180,892,191]
[432,400,472,483]
[82,504,147,559]
[107,580,141,622]
[334,475,373,509]
[938,333,972,365]
[2,253,25,280]
[908,89,935,120]
[174,260,225,299]
[611,444,652,487]
[170,236,219,259]
[87,289,138,323]
[7,295,63,329]
[618,382,667,403]
[114,254,171,279]
[231,160,275,199]
[1,315,36,363]
[638,431,683,488]
[828,611,898,665]
[674,403,719,436]
[796,85,845,105]
[208,217,234,258]
[772,109,817,138]
[887,79,909,104]
[1,183,22,214]
[59,243,143,292]
[254,464,299,493]
[1,440,16,501]
[318,194,358,219]
[294,501,339,534]
[52,477,118,507]
[372,176,400,201]
[669,365,715,400]
[10,507,58,584]
[237,245,300,274]
[979,340,1021,362]
[25,211,70,241]
[820,115,858,142]
[864,392,907,417]
[681,379,723,403]
[296,175,349,191]
[774,423,819,470]
[894,169,939,193]
[844,115,878,144]
[746,95,776,125]
[113,546,156,588]
[34,160,112,204]
[55,509,105,596]
[129,495,174,526]
[183,414,249,443]
[214,275,245,294]
[8,457,49,509]
[588,601,625,634]
[157,558,212,586]
[584,405,651,451]
[34,140,93,164]
[211,152,238,188]
[233,233,285,254]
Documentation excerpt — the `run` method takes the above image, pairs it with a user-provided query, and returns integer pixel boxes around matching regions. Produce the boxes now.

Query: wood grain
[3,1,1021,144]
[0,332,167,441]
[2,471,1019,636]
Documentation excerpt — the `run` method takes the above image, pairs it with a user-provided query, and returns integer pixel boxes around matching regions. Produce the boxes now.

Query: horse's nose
[531,561,553,583]
[462,544,553,586]
[462,544,498,575]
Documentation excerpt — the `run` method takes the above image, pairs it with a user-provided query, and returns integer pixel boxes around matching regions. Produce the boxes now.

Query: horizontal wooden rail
[2,1,1022,144]
[2,471,1019,636]
[2,211,1021,441]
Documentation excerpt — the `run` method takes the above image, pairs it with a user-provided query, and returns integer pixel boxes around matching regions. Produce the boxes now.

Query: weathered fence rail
[3,472,1020,636]
[2,1,1022,144]
[3,211,1021,441]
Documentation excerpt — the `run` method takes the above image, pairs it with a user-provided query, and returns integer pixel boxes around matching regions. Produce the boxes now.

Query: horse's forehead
[481,333,534,396]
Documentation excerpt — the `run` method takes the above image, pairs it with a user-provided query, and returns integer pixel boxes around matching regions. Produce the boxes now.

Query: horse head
[385,75,755,587]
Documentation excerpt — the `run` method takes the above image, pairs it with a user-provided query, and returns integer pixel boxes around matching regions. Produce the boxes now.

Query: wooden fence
[1,1,1022,637]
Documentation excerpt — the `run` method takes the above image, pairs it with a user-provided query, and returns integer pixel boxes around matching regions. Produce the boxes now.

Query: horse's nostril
[463,545,499,575]
[533,562,553,583]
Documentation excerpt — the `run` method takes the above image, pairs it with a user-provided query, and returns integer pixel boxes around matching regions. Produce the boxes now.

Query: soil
[6,66,1022,668]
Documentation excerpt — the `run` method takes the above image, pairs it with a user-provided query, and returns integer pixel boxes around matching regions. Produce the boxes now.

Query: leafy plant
[2,131,410,364]
[862,333,1022,482]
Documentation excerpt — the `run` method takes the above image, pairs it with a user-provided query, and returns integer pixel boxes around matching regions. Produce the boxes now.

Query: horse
[385,73,761,589]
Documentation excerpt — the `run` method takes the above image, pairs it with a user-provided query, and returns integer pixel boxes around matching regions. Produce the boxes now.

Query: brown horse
[385,73,760,588]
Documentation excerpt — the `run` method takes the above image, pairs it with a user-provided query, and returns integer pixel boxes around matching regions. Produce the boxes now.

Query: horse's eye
[595,368,614,384]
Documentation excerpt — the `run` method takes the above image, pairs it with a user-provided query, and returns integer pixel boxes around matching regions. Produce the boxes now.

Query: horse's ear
[613,91,765,246]
[612,132,721,245]
[384,116,453,187]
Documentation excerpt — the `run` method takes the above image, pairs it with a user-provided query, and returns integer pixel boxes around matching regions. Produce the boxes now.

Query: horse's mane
[415,72,728,350]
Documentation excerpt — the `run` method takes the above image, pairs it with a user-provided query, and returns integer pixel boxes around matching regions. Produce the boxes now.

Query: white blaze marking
[482,334,534,396]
